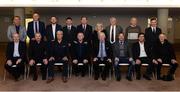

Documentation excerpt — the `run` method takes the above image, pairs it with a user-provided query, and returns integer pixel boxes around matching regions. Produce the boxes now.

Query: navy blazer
[45,24,62,41]
[27,21,46,40]
[6,41,27,61]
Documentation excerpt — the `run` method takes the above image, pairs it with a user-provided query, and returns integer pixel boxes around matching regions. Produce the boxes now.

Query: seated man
[47,31,69,83]
[92,32,112,80]
[153,33,178,81]
[132,33,153,80]
[29,33,48,81]
[5,33,26,81]
[113,33,133,81]
[71,32,90,77]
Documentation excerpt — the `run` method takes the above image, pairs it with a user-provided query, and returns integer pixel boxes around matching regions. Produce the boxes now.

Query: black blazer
[132,42,152,60]
[77,24,93,43]
[71,41,90,61]
[28,40,47,60]
[45,24,62,41]
[93,41,112,60]
[62,25,77,44]
[145,27,162,47]
[153,40,176,60]
[27,21,46,40]
[6,41,26,61]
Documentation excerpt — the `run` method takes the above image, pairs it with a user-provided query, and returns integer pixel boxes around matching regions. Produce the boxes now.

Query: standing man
[7,16,26,42]
[63,17,77,46]
[113,33,133,81]
[28,33,48,81]
[47,31,69,83]
[5,33,26,81]
[92,32,112,80]
[153,33,178,81]
[145,17,162,49]
[125,17,141,48]
[45,16,62,42]
[77,16,93,44]
[105,17,123,44]
[27,12,45,41]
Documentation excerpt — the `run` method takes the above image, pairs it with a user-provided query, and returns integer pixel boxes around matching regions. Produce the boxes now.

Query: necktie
[100,42,104,60]
[15,26,20,34]
[35,21,38,33]
[83,25,86,31]
[68,26,71,33]
[111,27,114,42]
[153,27,156,34]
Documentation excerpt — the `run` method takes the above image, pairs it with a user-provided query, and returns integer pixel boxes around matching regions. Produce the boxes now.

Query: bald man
[5,33,26,81]
[153,33,178,81]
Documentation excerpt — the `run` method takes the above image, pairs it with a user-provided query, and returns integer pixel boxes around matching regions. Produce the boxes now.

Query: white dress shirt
[13,42,20,57]
[52,24,56,39]
[110,25,116,44]
[139,42,147,57]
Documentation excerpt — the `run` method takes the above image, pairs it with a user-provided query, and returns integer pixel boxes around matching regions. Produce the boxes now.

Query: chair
[3,64,27,81]
[27,63,42,79]
[117,63,135,79]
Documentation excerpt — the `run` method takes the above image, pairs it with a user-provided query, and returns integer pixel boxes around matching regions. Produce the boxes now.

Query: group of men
[5,12,178,83]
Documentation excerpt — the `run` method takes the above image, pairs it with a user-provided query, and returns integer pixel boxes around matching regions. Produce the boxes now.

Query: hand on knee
[93,58,98,62]
[83,59,88,64]
[136,59,141,65]
[43,59,48,65]
[72,59,78,64]
[6,60,12,66]
[171,59,177,64]
[29,59,35,66]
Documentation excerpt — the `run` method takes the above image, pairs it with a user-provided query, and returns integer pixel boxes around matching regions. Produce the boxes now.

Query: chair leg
[109,68,111,80]
[24,65,27,80]
[70,65,72,78]
[88,65,91,78]
[27,66,30,79]
[3,69,6,81]
[91,64,93,78]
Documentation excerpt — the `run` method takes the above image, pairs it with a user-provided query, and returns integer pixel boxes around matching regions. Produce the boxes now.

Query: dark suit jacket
[62,25,77,44]
[153,40,176,60]
[71,41,90,61]
[132,42,152,60]
[93,40,112,60]
[28,40,47,60]
[76,24,93,43]
[49,40,68,60]
[145,27,162,47]
[105,25,123,43]
[27,21,46,40]
[6,41,27,61]
[113,41,132,58]
[45,24,62,41]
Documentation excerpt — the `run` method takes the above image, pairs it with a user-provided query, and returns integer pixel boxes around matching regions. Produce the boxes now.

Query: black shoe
[143,74,151,80]
[94,76,99,80]
[33,74,38,81]
[42,76,46,80]
[116,77,121,81]
[102,77,106,81]
[81,73,85,77]
[136,76,141,80]
[157,76,162,80]
[162,75,174,81]
[126,76,132,81]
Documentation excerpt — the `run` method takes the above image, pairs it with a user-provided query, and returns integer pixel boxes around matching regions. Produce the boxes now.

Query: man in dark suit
[132,33,154,80]
[62,17,77,46]
[145,17,162,49]
[47,31,69,83]
[5,33,26,81]
[113,33,133,81]
[27,13,46,41]
[71,32,90,77]
[153,33,178,81]
[105,17,123,44]
[92,32,112,80]
[77,16,93,44]
[45,16,62,42]
[29,33,48,81]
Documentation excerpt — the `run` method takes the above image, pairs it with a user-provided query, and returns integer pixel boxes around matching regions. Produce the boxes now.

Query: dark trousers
[4,57,24,79]
[93,58,110,79]
[30,59,47,80]
[73,59,88,76]
[135,57,153,78]
[156,58,178,78]
[114,57,133,79]
[48,59,68,78]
